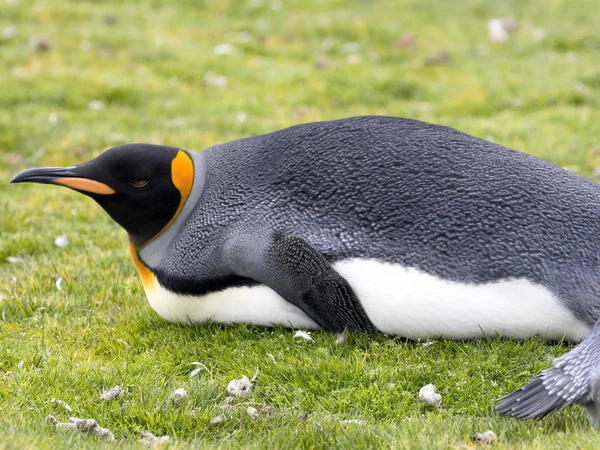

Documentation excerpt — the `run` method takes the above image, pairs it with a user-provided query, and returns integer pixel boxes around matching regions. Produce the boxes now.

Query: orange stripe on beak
[54,177,115,195]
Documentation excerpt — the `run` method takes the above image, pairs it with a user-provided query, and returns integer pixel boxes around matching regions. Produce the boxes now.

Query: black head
[11,144,195,248]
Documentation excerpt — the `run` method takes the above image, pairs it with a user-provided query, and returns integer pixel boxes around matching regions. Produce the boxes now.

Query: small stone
[49,416,115,441]
[210,414,226,426]
[394,33,416,48]
[30,37,52,52]
[424,52,450,66]
[172,388,186,405]
[45,415,58,424]
[345,54,362,65]
[103,14,117,25]
[488,19,507,43]
[473,430,497,445]
[533,28,546,41]
[100,385,124,401]
[418,383,442,407]
[260,406,275,415]
[88,100,105,110]
[51,399,73,413]
[246,406,259,420]
[293,330,314,342]
[227,376,252,397]
[501,17,518,31]
[213,43,234,55]
[54,235,70,248]
[204,72,227,88]
[314,55,332,69]
[1,27,16,40]
[139,431,174,446]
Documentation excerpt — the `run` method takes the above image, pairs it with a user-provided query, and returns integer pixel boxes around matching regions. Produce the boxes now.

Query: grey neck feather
[139,151,207,268]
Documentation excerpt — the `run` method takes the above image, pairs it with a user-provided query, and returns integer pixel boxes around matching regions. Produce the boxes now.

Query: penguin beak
[10,166,116,195]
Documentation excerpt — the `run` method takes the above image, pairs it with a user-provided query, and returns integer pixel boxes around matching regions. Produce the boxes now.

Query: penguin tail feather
[495,373,571,420]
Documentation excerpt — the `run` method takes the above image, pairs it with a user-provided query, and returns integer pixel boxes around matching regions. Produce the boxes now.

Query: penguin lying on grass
[11,115,600,424]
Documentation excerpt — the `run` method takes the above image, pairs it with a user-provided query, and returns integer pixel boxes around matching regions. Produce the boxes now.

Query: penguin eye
[129,179,149,187]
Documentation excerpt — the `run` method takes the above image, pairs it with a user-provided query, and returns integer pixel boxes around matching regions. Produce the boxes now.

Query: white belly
[145,258,590,341]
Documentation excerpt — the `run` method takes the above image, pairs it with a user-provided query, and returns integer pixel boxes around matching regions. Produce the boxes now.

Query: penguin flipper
[496,319,600,421]
[226,231,375,333]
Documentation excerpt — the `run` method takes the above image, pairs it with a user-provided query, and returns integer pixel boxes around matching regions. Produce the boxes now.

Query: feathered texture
[496,319,600,423]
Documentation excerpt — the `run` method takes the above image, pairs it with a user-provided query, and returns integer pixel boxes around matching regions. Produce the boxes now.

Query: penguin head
[11,144,195,248]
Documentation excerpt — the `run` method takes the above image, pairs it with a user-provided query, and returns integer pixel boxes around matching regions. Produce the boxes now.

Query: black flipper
[226,231,376,333]
[496,319,600,421]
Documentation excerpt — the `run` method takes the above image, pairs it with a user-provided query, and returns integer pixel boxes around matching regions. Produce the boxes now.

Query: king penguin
[10,116,600,341]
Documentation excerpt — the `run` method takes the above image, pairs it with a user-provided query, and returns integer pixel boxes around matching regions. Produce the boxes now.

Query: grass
[2,0,600,447]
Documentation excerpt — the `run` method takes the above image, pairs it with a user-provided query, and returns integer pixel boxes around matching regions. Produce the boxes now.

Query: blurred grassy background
[2,0,600,448]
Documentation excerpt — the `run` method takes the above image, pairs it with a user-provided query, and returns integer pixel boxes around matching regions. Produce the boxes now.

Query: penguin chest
[143,278,320,329]
[140,259,590,342]
[335,259,590,342]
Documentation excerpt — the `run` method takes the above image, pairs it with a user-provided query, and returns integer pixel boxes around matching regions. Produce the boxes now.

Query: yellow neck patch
[128,243,155,289]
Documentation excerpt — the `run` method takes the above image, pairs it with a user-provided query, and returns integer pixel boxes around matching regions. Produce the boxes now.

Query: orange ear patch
[55,177,115,195]
[171,150,194,210]
[134,150,195,249]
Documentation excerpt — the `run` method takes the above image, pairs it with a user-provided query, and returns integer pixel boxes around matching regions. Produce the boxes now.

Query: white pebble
[226,376,252,397]
[488,19,507,43]
[100,385,124,401]
[210,414,226,426]
[1,26,16,40]
[213,43,234,55]
[55,277,63,291]
[172,388,186,405]
[139,431,173,446]
[246,406,259,420]
[293,330,314,342]
[47,415,115,441]
[54,235,70,248]
[236,112,247,123]
[88,100,105,110]
[474,430,497,445]
[418,383,442,407]
[533,28,546,41]
[204,72,227,88]
[50,399,73,413]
